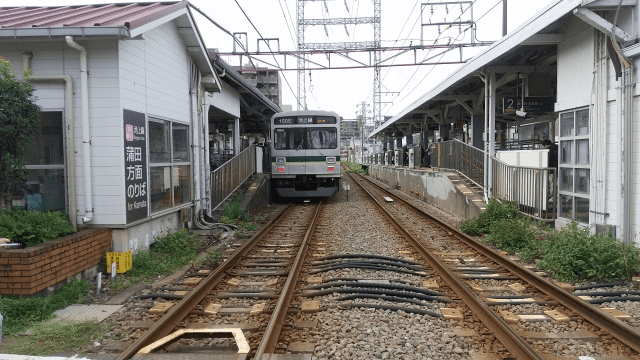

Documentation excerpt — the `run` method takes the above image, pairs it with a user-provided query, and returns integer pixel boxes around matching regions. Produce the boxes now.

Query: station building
[0,1,280,252]
[369,0,640,245]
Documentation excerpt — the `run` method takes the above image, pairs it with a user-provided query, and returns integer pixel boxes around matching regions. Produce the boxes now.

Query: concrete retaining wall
[0,228,111,296]
[369,165,482,220]
[241,174,270,216]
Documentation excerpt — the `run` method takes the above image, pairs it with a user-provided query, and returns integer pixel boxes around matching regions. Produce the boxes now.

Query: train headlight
[277,167,285,173]
[328,166,335,172]
[326,157,336,164]
[276,157,286,165]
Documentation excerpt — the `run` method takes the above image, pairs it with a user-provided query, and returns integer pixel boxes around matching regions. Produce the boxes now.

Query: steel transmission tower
[297,0,306,110]
[296,0,380,116]
[372,0,381,130]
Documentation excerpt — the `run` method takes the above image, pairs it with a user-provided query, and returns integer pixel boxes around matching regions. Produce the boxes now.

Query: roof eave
[0,25,130,39]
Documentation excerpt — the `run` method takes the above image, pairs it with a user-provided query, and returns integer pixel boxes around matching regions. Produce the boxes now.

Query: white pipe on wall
[65,36,93,224]
[23,52,78,230]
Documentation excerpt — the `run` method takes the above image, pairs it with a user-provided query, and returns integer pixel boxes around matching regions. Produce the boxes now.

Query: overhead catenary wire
[233,0,302,108]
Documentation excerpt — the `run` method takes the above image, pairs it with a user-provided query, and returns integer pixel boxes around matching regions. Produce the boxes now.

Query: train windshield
[274,128,337,150]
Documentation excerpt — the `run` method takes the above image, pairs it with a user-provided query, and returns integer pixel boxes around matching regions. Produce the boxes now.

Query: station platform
[365,164,486,220]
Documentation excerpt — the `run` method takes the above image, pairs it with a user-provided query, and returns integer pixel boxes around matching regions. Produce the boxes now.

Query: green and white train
[271,110,341,197]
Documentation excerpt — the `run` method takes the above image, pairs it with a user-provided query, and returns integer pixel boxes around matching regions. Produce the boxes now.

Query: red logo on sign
[125,124,134,141]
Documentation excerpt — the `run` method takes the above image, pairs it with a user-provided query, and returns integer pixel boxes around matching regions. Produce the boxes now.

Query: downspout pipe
[23,52,78,231]
[65,36,93,224]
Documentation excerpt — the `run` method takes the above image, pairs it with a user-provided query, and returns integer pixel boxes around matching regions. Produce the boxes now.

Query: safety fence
[431,139,485,188]
[210,145,256,211]
[491,157,557,221]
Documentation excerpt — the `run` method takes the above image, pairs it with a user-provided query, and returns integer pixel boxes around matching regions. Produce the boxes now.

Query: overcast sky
[3,0,555,120]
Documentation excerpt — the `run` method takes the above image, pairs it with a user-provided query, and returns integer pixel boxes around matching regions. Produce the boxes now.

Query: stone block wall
[0,228,111,295]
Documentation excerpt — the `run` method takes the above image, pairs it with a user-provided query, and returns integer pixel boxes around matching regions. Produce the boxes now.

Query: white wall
[556,17,594,113]
[119,20,190,123]
[2,39,124,225]
[210,79,240,118]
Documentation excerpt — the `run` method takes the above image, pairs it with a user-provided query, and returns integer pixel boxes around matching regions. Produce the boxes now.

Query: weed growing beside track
[460,199,640,282]
[0,279,91,336]
[341,160,367,174]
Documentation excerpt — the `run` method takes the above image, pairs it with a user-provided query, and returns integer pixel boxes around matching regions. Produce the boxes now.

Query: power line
[233,0,301,108]
[278,0,297,47]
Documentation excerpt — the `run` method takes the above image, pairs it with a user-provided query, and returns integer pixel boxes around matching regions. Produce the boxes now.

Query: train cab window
[307,128,337,149]
[275,129,287,150]
[290,129,306,150]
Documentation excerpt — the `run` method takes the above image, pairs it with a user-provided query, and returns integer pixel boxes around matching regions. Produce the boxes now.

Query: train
[270,110,341,197]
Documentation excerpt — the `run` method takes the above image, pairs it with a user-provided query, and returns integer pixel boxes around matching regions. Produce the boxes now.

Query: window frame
[148,117,192,214]
[12,110,68,213]
[557,107,590,223]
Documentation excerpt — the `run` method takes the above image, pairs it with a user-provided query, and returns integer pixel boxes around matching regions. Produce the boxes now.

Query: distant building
[234,63,282,107]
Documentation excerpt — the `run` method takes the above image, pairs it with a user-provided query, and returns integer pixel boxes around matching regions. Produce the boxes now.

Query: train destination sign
[123,109,148,223]
[274,116,337,125]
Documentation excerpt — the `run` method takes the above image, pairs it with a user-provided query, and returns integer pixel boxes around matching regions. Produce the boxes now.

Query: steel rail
[115,204,293,360]
[349,173,543,360]
[355,173,640,354]
[254,201,324,359]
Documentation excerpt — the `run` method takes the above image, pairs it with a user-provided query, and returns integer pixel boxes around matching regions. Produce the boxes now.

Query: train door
[287,128,306,175]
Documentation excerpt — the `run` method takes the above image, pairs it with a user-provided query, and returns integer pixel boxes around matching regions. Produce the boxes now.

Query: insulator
[445,5,448,14]
[437,25,441,35]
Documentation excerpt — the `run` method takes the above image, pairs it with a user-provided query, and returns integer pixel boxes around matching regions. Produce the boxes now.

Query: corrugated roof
[0,1,185,29]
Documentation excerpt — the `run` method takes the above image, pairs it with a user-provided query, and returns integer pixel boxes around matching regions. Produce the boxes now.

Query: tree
[0,59,40,211]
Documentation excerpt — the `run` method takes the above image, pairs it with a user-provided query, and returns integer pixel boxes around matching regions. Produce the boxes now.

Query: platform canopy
[368,0,634,139]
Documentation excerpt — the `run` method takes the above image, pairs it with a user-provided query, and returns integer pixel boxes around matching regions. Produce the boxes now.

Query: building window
[148,118,191,213]
[558,108,590,223]
[12,112,66,212]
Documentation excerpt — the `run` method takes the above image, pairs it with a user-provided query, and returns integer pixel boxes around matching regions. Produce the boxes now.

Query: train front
[271,111,341,198]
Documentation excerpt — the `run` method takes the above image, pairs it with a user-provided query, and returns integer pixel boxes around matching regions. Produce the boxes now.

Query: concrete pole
[502,0,507,37]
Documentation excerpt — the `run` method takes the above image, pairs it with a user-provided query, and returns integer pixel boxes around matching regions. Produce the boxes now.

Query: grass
[340,160,367,174]
[3,319,112,356]
[106,229,203,293]
[459,199,640,282]
[0,278,91,336]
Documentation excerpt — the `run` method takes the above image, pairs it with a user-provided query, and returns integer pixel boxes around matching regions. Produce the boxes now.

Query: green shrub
[0,210,74,247]
[460,198,518,236]
[341,161,367,174]
[127,229,200,277]
[221,195,246,223]
[484,217,547,259]
[538,222,640,281]
[0,279,91,335]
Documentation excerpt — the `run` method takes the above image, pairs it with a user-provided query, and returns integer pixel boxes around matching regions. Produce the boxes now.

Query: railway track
[115,202,322,359]
[110,166,640,359]
[348,171,640,359]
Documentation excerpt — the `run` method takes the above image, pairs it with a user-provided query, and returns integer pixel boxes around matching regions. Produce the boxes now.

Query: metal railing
[210,145,256,211]
[431,139,485,188]
[491,157,557,221]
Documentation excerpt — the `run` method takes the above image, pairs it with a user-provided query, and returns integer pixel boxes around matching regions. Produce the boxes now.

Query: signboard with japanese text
[123,109,148,223]
[502,96,554,114]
